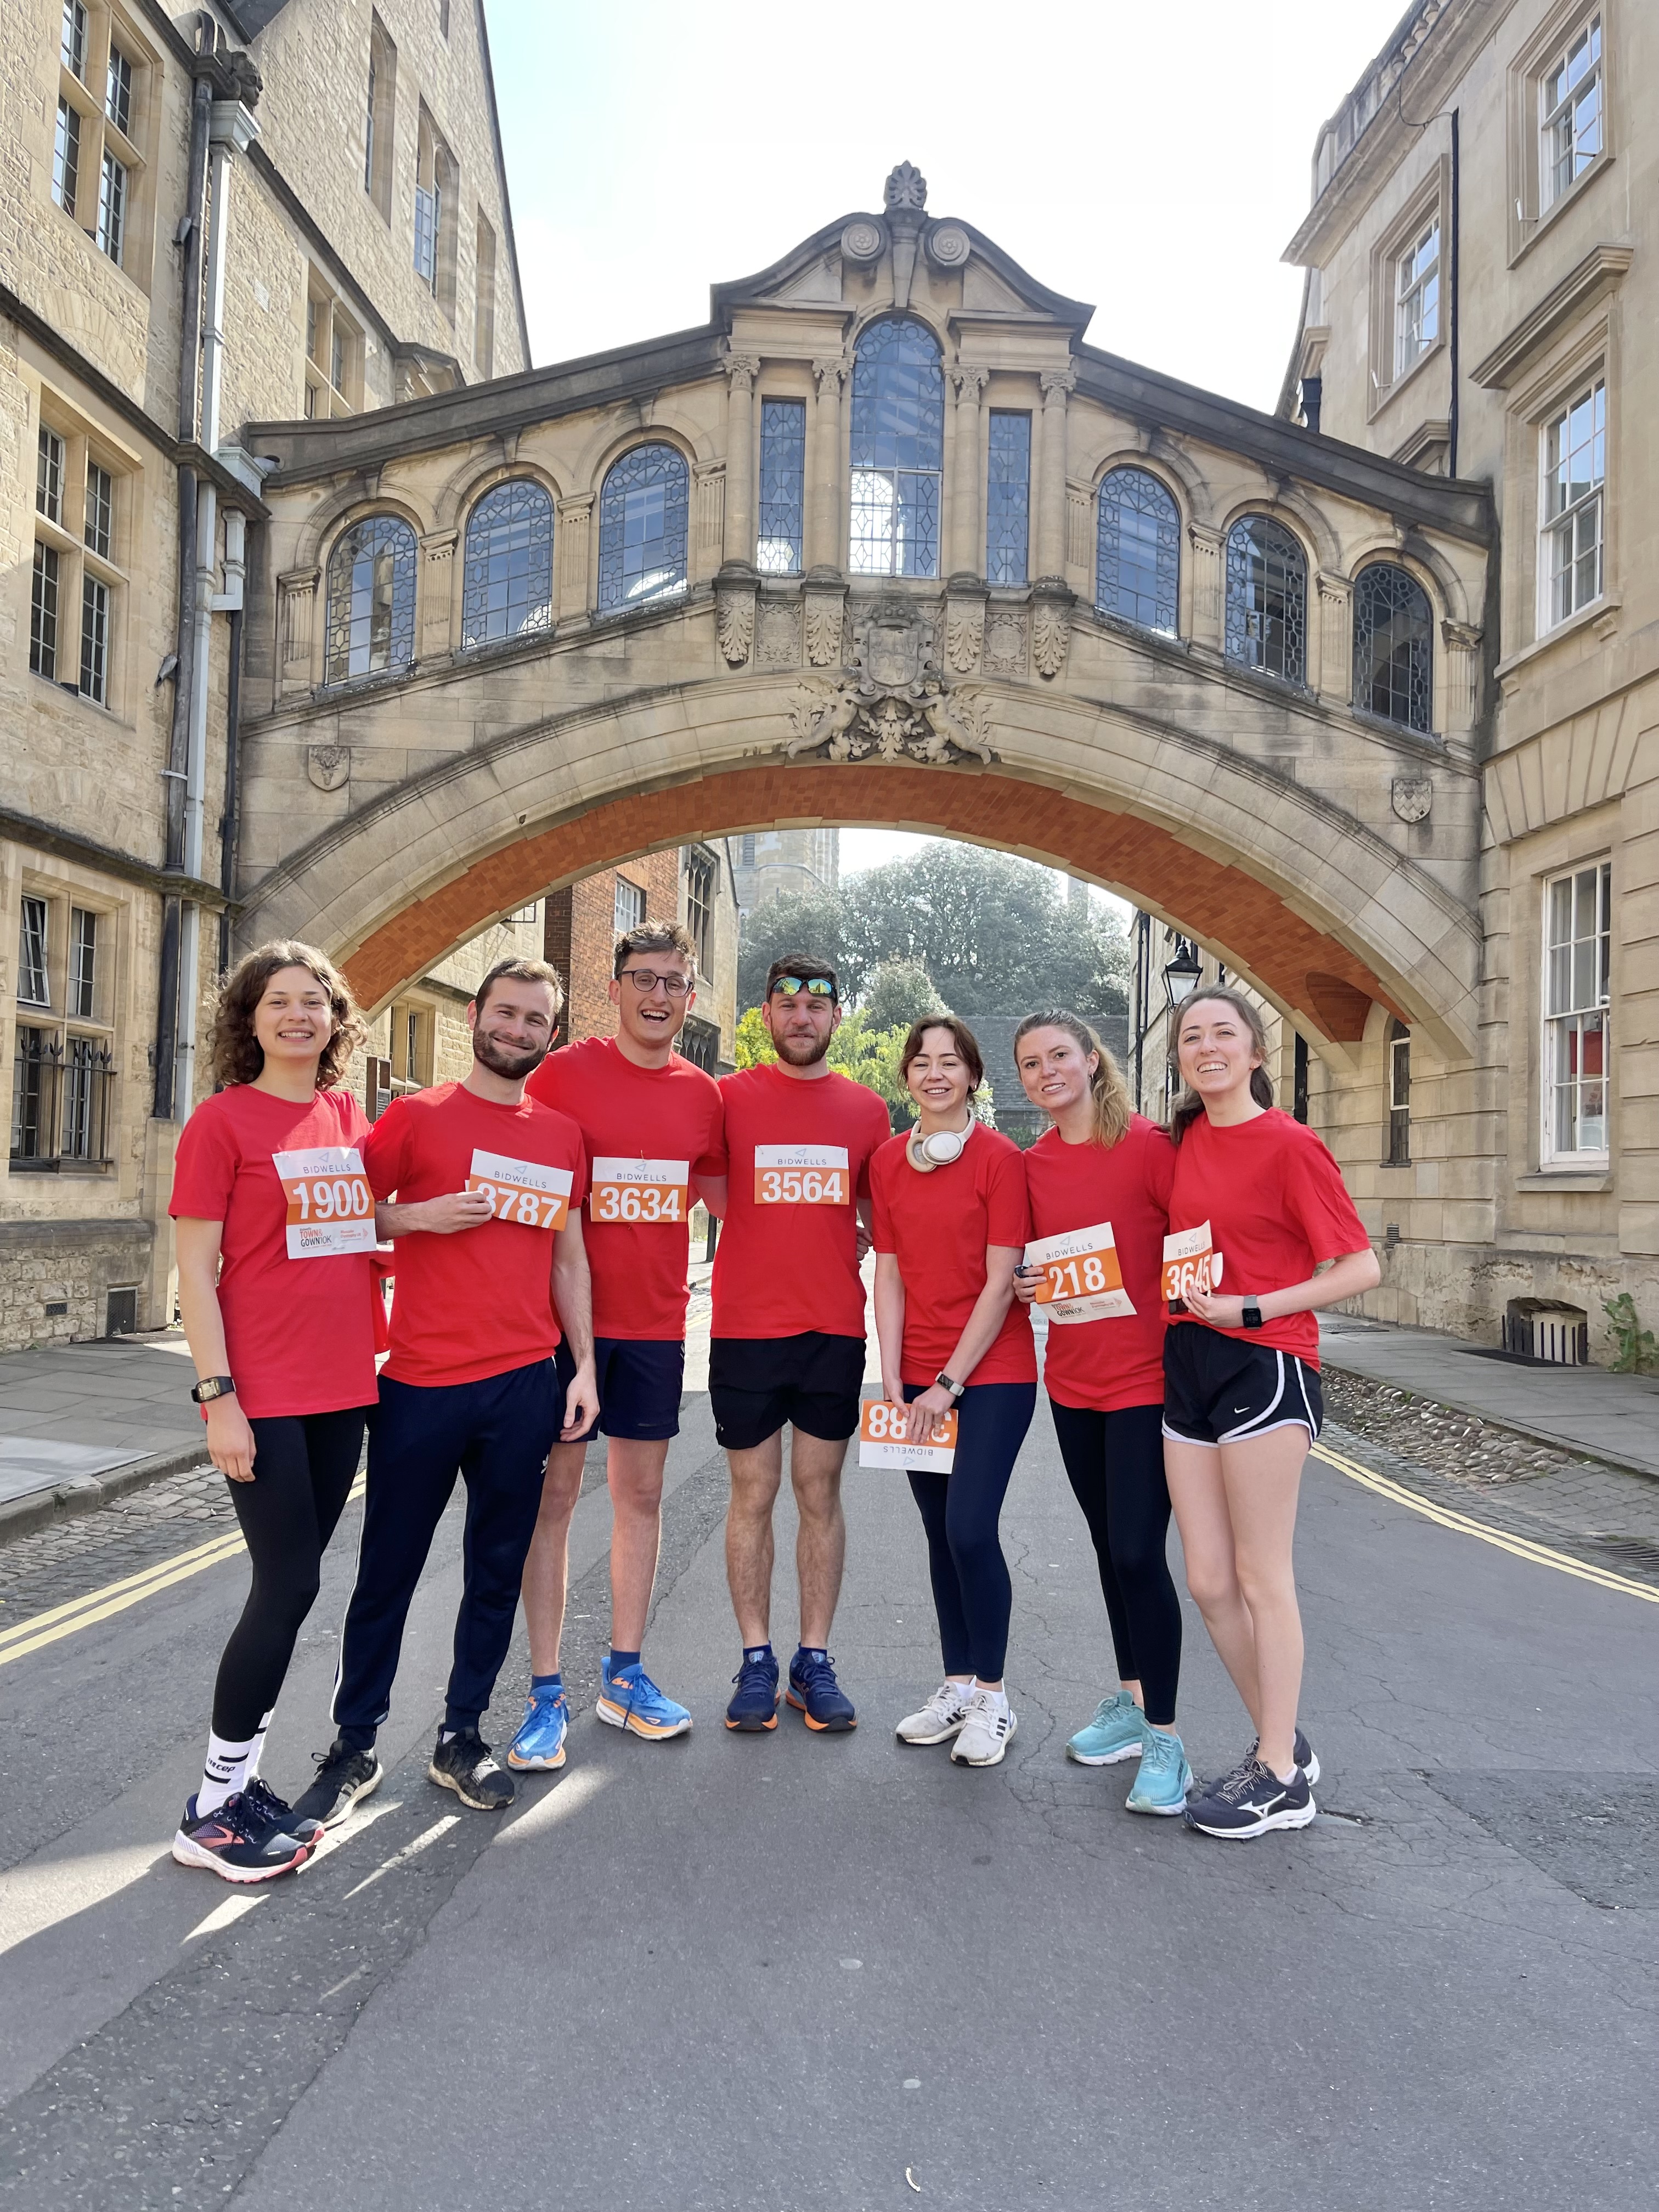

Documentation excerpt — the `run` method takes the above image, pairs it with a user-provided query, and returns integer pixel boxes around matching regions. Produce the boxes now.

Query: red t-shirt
[709,1062,891,1341]
[1023,1115,1175,1412]
[169,1085,379,1419]
[1167,1107,1369,1365]
[528,1038,724,1341]
[364,1081,588,1387]
[869,1125,1036,1387]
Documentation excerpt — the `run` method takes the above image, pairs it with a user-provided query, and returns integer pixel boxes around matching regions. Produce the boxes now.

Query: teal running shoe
[1066,1689,1145,1767]
[1126,1725,1193,1816]
[506,1685,570,1771]
[597,1661,692,1741]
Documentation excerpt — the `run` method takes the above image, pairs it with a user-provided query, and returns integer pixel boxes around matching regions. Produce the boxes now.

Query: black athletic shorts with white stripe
[1161,1323,1323,1447]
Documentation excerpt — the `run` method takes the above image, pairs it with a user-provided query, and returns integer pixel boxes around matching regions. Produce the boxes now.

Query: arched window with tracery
[1353,562,1433,733]
[597,443,689,613]
[848,319,943,578]
[1224,515,1306,684]
[324,514,416,684]
[461,479,553,648]
[1096,467,1179,635]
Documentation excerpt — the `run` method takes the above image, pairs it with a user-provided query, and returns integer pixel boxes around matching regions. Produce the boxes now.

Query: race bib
[465,1147,573,1231]
[1161,1222,1224,1305]
[753,1144,850,1206]
[590,1157,690,1226]
[1024,1222,1136,1325]
[273,1146,377,1260]
[858,1397,957,1472]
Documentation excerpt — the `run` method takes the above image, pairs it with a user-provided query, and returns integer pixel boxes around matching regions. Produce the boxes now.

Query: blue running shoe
[507,1684,570,1770]
[1125,1725,1193,1816]
[726,1651,780,1732]
[786,1649,857,1733]
[1066,1690,1145,1767]
[241,1774,324,1846]
[597,1661,691,1741]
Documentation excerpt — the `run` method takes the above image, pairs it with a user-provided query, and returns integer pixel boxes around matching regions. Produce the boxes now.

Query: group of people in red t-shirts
[166,923,1378,1883]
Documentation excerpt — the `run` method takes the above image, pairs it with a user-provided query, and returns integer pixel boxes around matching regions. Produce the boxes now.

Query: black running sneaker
[292,1736,383,1830]
[1246,1728,1320,1786]
[725,1651,781,1731]
[171,1793,309,1883]
[428,1729,515,1810]
[242,1775,325,1847]
[786,1649,857,1733]
[1183,1755,1315,1839]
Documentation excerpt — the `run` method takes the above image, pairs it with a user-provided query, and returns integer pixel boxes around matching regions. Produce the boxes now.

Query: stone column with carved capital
[808,358,847,573]
[418,529,458,660]
[1316,570,1351,704]
[278,568,318,695]
[556,494,593,623]
[723,352,759,567]
[949,366,987,577]
[1441,620,1482,737]
[1034,368,1075,582]
[1187,524,1223,648]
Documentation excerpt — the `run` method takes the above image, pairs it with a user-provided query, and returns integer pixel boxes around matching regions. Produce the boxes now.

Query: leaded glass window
[597,444,689,613]
[461,479,553,648]
[1096,467,1179,635]
[325,515,416,684]
[1224,516,1306,684]
[849,319,943,579]
[757,399,806,574]
[1353,564,1432,733]
[985,411,1030,587]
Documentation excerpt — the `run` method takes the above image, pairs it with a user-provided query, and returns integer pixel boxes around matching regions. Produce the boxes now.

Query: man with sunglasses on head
[512,921,726,1764]
[707,953,890,1734]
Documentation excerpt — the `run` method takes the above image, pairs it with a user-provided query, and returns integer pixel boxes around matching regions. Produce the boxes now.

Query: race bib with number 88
[753,1144,849,1206]
[858,1397,957,1471]
[1161,1222,1223,1305]
[590,1157,690,1225]
[465,1148,573,1231]
[273,1146,377,1260]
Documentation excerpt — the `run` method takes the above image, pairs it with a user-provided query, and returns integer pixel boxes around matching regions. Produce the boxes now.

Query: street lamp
[1163,937,1202,1010]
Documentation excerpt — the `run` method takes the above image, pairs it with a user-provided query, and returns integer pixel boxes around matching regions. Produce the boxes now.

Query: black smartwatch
[190,1374,236,1403]
[935,1370,966,1401]
[1240,1302,1265,1331]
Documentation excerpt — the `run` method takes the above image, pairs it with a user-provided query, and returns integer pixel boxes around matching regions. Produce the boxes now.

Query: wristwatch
[190,1374,236,1403]
[935,1370,966,1401]
[1240,1302,1265,1331]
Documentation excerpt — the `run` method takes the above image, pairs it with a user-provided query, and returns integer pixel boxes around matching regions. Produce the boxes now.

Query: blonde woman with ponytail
[1012,1013,1190,1818]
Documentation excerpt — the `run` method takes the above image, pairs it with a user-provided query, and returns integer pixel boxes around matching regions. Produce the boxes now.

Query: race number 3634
[1161,1222,1223,1305]
[753,1144,849,1206]
[465,1148,573,1231]
[590,1157,690,1224]
[273,1146,377,1260]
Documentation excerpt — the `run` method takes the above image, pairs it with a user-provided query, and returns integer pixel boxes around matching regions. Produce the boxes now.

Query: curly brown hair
[211,940,365,1090]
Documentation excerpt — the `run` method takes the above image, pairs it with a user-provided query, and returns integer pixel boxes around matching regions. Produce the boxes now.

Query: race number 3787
[273,1146,377,1260]
[465,1148,573,1231]
[1161,1222,1223,1305]
[753,1144,849,1206]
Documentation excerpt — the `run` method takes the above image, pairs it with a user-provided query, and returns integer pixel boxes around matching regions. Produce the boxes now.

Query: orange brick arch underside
[342,764,1398,1040]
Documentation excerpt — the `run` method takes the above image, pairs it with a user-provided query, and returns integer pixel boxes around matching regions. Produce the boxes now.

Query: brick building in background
[542,845,738,1072]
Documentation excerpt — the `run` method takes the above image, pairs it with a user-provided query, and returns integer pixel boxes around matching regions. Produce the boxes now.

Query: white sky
[482,0,1406,903]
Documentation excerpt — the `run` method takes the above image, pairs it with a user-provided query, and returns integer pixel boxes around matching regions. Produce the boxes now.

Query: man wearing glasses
[708,953,890,1734]
[515,921,725,1764]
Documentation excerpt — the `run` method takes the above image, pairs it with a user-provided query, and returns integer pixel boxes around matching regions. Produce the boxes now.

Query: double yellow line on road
[1311,1440,1659,1603]
[0,1476,365,1668]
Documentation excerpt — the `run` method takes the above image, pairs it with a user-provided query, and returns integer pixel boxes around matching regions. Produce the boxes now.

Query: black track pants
[1047,1397,1182,1728]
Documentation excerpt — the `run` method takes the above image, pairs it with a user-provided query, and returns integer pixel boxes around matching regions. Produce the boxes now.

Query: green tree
[863,957,950,1032]
[731,1003,912,1127]
[735,888,855,1012]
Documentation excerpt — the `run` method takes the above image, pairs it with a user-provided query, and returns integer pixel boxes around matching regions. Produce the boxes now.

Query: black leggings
[1048,1398,1182,1728]
[905,1380,1036,1682]
[211,1408,366,1741]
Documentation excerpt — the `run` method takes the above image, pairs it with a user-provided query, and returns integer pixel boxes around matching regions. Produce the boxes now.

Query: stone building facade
[541,849,739,1071]
[730,825,839,916]
[1278,0,1655,1345]
[1,0,526,1351]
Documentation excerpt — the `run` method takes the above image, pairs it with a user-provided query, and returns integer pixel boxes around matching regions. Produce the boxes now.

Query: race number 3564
[753,1144,849,1206]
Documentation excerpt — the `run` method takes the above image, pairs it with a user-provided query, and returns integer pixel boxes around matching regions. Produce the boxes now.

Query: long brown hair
[212,940,364,1088]
[1013,1010,1132,1149]
[1167,986,1273,1144]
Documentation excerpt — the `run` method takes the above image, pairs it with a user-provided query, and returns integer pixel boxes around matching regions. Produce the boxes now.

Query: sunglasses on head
[770,975,836,1001]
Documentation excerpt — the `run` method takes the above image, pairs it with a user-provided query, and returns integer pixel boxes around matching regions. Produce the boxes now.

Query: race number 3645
[1161,1222,1222,1304]
[465,1148,573,1231]
[753,1144,849,1206]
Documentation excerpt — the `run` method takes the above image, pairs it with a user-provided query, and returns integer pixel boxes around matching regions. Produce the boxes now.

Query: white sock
[977,1684,1009,1711]
[244,1708,275,1784]
[198,1730,256,1816]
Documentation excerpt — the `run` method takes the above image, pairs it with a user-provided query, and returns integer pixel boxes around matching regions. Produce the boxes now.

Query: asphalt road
[0,1386,1654,2212]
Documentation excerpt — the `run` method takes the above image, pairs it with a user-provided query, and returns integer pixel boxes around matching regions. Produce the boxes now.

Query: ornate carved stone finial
[884,161,927,212]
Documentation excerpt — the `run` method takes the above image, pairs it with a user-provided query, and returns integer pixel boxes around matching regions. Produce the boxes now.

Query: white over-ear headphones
[906,1122,972,1173]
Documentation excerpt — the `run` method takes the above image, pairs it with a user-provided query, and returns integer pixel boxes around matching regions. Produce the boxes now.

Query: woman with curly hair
[168,941,377,1882]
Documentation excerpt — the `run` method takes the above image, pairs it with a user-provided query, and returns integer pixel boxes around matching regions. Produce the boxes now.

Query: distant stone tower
[731,827,840,912]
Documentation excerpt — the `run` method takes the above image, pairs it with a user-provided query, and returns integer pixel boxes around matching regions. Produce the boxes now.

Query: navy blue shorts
[555,1336,684,1444]
[1161,1324,1323,1447]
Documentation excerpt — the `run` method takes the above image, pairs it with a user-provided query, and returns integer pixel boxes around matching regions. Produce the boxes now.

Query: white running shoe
[950,1688,1018,1767]
[896,1681,973,1745]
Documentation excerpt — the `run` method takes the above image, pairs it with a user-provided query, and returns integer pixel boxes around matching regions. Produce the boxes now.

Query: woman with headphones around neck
[871,1017,1036,1769]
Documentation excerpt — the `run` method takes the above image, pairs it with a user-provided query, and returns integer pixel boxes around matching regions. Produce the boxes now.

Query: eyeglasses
[769,975,836,1002]
[619,968,693,998]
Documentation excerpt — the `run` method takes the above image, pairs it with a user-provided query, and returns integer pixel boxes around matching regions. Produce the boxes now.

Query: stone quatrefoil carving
[786,601,993,768]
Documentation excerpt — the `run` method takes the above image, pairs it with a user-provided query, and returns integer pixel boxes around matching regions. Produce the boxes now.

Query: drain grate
[1418,1773,1658,1909]
[1580,1532,1659,1578]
